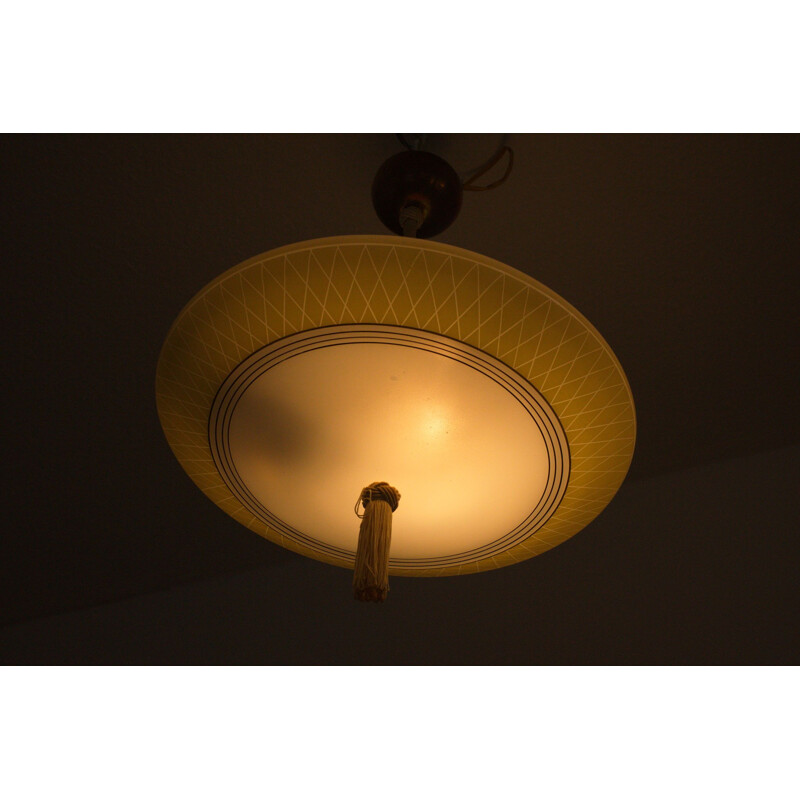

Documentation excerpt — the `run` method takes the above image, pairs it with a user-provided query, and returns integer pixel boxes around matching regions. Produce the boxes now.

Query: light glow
[156,235,635,575]
[227,341,553,559]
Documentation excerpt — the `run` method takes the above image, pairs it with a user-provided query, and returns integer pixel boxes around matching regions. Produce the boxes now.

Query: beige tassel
[353,482,401,602]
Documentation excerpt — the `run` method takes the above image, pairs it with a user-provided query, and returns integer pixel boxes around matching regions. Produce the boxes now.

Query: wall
[2,446,798,664]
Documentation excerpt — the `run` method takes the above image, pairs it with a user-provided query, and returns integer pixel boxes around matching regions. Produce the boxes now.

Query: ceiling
[2,133,798,662]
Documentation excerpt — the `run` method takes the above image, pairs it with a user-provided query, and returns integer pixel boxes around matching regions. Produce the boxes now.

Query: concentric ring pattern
[156,235,636,576]
[208,324,570,568]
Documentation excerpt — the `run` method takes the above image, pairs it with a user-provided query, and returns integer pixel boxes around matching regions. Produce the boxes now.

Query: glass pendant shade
[156,235,635,576]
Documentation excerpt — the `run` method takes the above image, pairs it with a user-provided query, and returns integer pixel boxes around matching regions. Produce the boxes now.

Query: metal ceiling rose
[371,150,463,238]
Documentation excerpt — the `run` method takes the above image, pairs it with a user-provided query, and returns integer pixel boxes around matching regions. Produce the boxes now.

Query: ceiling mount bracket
[371,149,463,239]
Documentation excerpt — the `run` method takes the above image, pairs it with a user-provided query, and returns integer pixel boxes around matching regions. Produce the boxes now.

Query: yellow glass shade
[156,235,636,576]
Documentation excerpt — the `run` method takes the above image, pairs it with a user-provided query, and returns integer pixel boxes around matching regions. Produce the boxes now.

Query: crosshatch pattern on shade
[156,235,636,577]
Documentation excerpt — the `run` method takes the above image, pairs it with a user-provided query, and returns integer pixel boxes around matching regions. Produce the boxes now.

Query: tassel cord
[352,482,400,602]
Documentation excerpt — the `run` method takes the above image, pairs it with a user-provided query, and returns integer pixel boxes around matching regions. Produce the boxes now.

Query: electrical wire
[462,145,514,191]
[394,135,515,191]
[396,134,428,151]
[396,133,415,151]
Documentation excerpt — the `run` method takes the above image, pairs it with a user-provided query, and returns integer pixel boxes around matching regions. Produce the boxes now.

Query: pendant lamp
[156,143,636,601]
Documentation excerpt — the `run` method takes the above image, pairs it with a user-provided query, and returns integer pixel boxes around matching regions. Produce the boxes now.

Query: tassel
[353,482,401,602]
